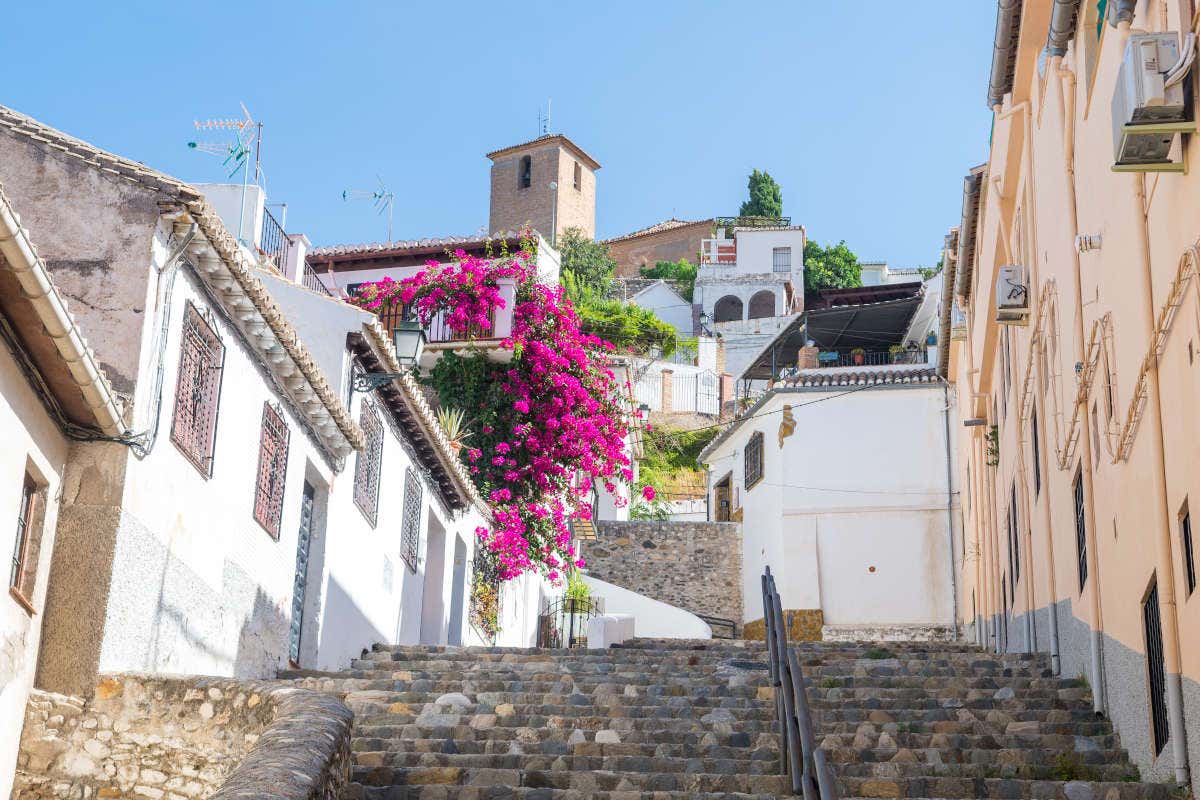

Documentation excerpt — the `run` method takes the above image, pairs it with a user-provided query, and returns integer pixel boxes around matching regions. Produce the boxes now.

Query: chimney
[715,337,727,376]
[282,233,311,284]
[797,345,819,370]
[660,369,674,413]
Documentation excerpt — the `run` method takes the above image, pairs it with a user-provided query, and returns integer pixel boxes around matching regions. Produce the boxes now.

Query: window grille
[744,431,764,489]
[171,303,225,476]
[1182,505,1195,596]
[1032,408,1042,496]
[9,474,39,602]
[772,247,791,273]
[1143,579,1169,755]
[1074,469,1088,592]
[1008,484,1020,586]
[253,403,291,538]
[354,400,384,525]
[400,467,422,572]
[518,155,532,189]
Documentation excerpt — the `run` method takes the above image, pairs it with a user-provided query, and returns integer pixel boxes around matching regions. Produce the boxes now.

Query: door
[420,521,447,644]
[714,474,732,522]
[447,537,467,646]
[289,482,315,665]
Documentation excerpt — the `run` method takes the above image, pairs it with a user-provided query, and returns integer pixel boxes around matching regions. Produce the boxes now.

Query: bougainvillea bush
[351,237,633,582]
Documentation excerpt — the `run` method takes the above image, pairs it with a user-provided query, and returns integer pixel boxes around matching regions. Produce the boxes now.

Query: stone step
[837,775,1170,799]
[345,785,779,800]
[820,731,1122,753]
[350,736,778,758]
[834,759,1141,782]
[351,764,791,794]
[827,743,1129,766]
[353,724,777,747]
[354,750,781,775]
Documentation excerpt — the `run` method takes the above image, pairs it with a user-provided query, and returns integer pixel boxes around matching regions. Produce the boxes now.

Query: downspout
[1056,59,1108,716]
[941,381,959,639]
[1115,17,1191,784]
[973,434,994,648]
[983,423,1004,652]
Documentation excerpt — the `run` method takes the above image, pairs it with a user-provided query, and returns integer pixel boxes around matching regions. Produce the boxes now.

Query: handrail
[695,612,738,639]
[761,566,839,798]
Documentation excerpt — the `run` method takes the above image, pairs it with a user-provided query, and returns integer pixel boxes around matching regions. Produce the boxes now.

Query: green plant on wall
[986,424,1000,466]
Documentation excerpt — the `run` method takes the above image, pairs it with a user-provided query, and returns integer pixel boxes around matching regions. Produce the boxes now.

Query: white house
[699,363,960,641]
[618,278,694,335]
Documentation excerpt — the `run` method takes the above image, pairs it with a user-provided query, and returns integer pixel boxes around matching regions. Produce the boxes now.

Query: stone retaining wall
[13,674,352,800]
[586,521,742,632]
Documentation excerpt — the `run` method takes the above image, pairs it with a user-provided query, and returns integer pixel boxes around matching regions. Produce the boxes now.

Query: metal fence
[761,566,839,798]
[259,206,289,271]
[536,596,600,648]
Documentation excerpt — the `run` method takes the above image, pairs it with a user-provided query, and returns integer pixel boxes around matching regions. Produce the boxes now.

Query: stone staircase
[282,638,1174,799]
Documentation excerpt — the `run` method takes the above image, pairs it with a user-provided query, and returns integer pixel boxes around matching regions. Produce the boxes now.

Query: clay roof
[485,134,601,171]
[602,218,711,245]
[308,231,534,260]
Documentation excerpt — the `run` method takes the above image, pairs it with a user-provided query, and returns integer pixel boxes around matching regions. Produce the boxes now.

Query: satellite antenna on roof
[343,176,395,243]
[187,102,262,245]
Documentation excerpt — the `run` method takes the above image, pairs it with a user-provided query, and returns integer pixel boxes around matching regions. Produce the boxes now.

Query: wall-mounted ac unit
[1112,32,1196,172]
[996,265,1029,325]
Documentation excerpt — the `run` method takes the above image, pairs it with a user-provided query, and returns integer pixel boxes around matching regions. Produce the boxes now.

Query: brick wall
[489,142,595,240]
[606,220,713,278]
[586,521,742,632]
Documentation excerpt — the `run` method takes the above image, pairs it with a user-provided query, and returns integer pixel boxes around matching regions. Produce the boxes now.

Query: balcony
[798,347,931,370]
[372,277,516,368]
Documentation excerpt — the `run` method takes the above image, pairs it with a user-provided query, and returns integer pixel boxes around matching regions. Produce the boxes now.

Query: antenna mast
[188,103,260,245]
[343,176,396,243]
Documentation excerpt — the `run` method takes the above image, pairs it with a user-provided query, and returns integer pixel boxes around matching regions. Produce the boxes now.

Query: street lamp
[698,310,712,336]
[351,321,427,394]
[548,181,558,247]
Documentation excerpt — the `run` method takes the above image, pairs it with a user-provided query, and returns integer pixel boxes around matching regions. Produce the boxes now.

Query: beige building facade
[487,134,599,242]
[947,0,1200,790]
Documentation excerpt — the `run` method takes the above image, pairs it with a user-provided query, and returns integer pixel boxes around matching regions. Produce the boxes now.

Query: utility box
[1112,32,1195,171]
[996,265,1030,325]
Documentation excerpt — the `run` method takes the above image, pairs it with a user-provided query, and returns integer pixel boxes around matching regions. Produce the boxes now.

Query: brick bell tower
[486,134,600,244]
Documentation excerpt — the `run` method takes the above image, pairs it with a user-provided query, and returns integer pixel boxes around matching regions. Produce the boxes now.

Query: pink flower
[513,400,530,414]
[642,485,656,501]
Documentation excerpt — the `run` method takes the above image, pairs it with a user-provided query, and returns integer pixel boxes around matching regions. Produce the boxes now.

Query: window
[1031,408,1042,497]
[171,303,225,476]
[1000,328,1009,419]
[253,403,291,538]
[772,247,792,273]
[1074,468,1088,592]
[1182,503,1195,596]
[1008,483,1020,586]
[1143,578,1169,756]
[1102,347,1115,420]
[573,161,582,190]
[1092,403,1102,467]
[354,400,384,525]
[744,431,764,489]
[400,467,422,572]
[518,155,532,189]
[9,473,41,608]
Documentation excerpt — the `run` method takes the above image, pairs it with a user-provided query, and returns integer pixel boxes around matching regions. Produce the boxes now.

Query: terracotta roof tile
[308,231,534,259]
[602,218,710,245]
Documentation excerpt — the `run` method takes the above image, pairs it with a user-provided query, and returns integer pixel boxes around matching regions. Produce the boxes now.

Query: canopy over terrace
[740,282,924,381]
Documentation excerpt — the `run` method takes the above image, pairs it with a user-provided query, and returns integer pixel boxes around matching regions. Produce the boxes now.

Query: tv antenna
[187,102,262,244]
[343,176,395,242]
[538,98,551,135]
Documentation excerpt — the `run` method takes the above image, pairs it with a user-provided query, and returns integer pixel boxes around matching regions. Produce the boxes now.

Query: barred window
[171,303,225,476]
[1074,468,1088,592]
[354,400,384,525]
[9,473,42,608]
[772,247,791,273]
[400,467,422,572]
[253,403,291,538]
[745,431,764,489]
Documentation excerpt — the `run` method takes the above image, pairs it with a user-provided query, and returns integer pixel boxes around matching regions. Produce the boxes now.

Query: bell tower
[487,134,600,243]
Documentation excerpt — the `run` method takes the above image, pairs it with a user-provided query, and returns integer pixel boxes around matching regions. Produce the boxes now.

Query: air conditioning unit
[1112,32,1196,172]
[996,265,1029,325]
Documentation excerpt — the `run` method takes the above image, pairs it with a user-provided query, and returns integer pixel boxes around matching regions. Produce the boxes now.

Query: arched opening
[713,295,743,323]
[747,290,776,319]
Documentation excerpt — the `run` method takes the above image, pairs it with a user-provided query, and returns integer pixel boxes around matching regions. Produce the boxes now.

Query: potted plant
[435,406,471,454]
[889,344,906,363]
[850,347,866,366]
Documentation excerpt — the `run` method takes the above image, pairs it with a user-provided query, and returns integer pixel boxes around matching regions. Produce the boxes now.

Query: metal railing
[695,613,737,640]
[259,206,289,270]
[714,215,792,228]
[301,260,334,298]
[813,348,928,368]
[761,566,839,798]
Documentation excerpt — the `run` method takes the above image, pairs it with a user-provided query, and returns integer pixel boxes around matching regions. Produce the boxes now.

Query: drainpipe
[941,381,960,639]
[1055,59,1108,716]
[973,434,993,648]
[1115,19,1192,785]
[983,425,1004,653]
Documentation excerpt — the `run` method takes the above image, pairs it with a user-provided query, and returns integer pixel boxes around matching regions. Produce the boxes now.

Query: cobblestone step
[351,765,791,794]
[355,751,782,775]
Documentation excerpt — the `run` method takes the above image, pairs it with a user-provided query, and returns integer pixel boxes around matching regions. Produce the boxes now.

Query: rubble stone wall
[13,674,352,800]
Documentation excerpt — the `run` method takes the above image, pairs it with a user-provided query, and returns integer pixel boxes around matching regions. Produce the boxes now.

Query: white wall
[703,384,957,628]
[194,183,266,249]
[582,575,712,639]
[630,282,693,335]
[732,228,805,282]
[0,340,70,795]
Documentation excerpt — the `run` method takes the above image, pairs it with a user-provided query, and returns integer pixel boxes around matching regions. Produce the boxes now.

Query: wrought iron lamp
[352,321,427,393]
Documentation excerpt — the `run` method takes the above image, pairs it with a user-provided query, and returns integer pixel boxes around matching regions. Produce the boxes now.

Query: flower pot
[852,353,864,366]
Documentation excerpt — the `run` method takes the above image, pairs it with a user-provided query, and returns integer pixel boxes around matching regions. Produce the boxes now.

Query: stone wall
[606,220,712,278]
[586,521,742,632]
[13,674,352,800]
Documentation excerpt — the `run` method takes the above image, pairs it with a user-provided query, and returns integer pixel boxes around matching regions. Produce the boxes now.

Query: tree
[562,271,678,356]
[739,169,783,219]
[639,258,697,301]
[559,227,616,292]
[803,239,862,292]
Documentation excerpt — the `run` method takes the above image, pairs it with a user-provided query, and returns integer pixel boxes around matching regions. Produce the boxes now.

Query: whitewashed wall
[629,282,693,335]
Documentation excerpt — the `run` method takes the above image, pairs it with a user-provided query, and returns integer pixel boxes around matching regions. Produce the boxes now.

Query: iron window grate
[1143,579,1169,755]
[1032,408,1042,496]
[744,431,764,489]
[1182,507,1195,596]
[400,467,422,572]
[1074,470,1088,592]
[1008,483,1020,587]
[772,247,792,273]
[171,303,225,476]
[10,474,38,600]
[253,403,291,538]
[354,400,384,525]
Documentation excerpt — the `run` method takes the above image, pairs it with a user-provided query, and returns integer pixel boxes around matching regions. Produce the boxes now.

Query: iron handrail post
[771,586,809,797]
[814,749,840,800]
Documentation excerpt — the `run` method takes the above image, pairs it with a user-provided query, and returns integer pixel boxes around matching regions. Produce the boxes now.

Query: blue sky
[5,2,995,267]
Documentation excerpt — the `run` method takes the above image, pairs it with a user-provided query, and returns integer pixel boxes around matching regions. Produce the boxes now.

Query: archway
[748,290,776,320]
[714,295,744,323]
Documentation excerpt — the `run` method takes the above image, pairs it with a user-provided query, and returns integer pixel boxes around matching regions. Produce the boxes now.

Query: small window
[354,400,384,525]
[171,303,225,476]
[1009,483,1020,586]
[400,467,422,572]
[1031,408,1042,497]
[772,247,792,273]
[1102,347,1115,421]
[253,403,291,538]
[573,161,582,190]
[744,431,764,489]
[518,155,532,189]
[9,473,42,608]
[1143,578,1169,756]
[1074,468,1088,592]
[1182,502,1196,596]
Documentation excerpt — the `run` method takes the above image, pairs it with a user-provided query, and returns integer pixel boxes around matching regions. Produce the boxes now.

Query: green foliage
[563,271,678,356]
[637,425,720,502]
[559,227,616,293]
[639,258,697,302]
[803,239,862,293]
[863,647,895,660]
[564,569,591,601]
[739,169,783,219]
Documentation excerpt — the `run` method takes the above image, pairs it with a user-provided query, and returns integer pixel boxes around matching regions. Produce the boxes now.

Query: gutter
[936,229,959,378]
[0,186,128,438]
[988,0,1025,108]
[1108,0,1136,27]
[954,167,986,301]
[1045,0,1082,56]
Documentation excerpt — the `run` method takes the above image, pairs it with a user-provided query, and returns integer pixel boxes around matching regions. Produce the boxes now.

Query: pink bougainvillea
[350,237,631,581]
